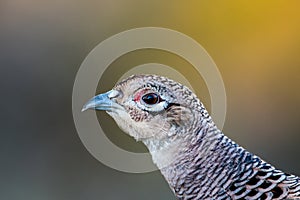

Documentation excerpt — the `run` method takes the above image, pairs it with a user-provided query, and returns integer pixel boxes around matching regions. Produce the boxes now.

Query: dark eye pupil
[142,93,160,105]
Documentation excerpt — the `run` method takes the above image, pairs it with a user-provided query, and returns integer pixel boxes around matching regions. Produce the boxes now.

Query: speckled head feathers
[105,74,208,141]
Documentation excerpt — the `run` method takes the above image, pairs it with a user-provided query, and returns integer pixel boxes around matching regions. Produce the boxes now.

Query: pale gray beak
[81,90,120,112]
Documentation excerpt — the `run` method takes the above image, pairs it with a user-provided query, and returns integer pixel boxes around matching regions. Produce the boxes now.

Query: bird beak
[81,90,120,112]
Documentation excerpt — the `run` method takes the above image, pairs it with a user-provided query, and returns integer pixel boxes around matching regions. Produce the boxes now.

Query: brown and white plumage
[82,74,300,200]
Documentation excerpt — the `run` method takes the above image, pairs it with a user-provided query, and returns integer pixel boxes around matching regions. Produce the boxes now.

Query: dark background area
[1,1,300,200]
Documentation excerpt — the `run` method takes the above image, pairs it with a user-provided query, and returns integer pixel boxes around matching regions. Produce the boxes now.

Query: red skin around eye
[134,90,147,102]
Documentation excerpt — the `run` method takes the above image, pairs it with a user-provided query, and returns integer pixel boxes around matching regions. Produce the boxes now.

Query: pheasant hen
[82,74,300,200]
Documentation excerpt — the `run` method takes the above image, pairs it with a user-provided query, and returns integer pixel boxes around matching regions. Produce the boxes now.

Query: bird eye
[142,93,160,105]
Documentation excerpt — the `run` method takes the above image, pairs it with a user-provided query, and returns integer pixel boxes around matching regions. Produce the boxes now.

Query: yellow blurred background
[1,1,299,199]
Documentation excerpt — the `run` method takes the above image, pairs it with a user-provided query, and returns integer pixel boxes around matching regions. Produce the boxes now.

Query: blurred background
[1,1,300,199]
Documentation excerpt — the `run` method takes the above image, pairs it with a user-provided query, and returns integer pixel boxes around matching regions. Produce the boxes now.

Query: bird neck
[142,117,223,169]
[143,119,226,192]
[142,136,183,169]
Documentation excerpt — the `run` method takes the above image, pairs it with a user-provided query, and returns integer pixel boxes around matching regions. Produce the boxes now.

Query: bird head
[82,74,210,146]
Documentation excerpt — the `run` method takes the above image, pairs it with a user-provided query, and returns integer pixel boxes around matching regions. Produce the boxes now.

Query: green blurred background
[1,1,300,199]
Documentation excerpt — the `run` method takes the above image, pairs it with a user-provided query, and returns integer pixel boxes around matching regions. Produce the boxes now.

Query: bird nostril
[107,90,121,99]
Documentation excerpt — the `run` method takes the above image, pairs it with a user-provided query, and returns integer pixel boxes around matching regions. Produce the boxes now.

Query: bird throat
[142,137,183,170]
